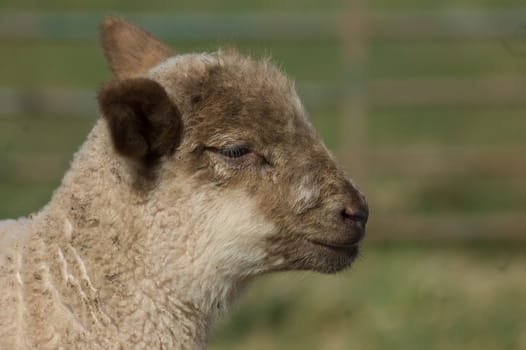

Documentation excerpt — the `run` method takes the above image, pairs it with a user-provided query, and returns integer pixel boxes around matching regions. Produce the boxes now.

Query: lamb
[0,17,369,349]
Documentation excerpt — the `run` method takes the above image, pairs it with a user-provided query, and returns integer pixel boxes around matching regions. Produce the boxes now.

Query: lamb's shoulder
[0,217,32,252]
[0,216,122,349]
[0,217,32,287]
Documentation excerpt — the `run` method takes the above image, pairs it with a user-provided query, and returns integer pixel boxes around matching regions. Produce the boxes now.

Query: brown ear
[100,16,174,79]
[98,78,182,166]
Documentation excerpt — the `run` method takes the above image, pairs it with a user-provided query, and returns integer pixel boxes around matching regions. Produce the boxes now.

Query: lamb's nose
[342,205,369,226]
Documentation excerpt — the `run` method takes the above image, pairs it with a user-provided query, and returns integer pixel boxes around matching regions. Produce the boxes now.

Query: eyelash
[218,146,252,158]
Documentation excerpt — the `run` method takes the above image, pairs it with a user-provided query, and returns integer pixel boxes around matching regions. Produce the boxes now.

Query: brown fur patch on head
[98,78,182,166]
[100,16,174,79]
[148,52,299,141]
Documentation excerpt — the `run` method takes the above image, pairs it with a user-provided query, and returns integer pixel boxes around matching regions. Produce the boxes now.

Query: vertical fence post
[342,0,369,188]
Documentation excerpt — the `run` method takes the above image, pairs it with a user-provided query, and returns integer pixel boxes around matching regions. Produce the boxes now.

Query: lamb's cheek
[149,178,276,274]
[192,189,275,271]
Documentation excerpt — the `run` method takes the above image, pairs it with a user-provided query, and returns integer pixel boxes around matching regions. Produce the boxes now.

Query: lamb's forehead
[148,52,304,116]
[149,52,290,86]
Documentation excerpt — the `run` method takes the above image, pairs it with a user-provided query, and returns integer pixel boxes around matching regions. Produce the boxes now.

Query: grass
[209,242,526,350]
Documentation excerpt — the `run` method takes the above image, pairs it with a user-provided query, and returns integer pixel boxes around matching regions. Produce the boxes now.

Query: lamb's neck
[32,119,243,347]
[39,119,143,290]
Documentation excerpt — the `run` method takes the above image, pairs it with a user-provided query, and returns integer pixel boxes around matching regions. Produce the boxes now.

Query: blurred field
[1,0,525,348]
[211,242,526,350]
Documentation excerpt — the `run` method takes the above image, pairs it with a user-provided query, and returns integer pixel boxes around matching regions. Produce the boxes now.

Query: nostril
[342,207,369,224]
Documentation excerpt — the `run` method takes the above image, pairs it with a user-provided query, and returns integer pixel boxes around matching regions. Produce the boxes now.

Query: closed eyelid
[219,146,252,158]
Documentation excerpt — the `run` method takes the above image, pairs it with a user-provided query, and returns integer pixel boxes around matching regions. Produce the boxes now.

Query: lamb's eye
[219,146,251,158]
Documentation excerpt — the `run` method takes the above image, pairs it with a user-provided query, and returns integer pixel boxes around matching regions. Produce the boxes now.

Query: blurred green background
[1,0,525,349]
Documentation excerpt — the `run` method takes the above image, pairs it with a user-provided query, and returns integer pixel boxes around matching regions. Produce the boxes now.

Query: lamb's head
[97,17,368,277]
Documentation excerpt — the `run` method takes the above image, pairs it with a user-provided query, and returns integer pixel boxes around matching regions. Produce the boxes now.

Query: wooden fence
[1,8,525,240]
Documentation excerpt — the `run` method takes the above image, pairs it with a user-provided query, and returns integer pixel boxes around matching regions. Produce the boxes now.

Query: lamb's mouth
[306,238,360,257]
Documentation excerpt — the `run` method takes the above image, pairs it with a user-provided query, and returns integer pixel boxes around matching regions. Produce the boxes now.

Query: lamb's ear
[100,16,174,79]
[98,78,182,166]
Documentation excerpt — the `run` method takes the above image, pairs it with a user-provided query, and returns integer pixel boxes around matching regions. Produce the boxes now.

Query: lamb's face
[98,17,368,276]
[145,54,368,274]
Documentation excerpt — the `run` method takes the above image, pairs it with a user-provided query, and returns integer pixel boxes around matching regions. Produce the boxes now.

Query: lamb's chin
[304,244,359,274]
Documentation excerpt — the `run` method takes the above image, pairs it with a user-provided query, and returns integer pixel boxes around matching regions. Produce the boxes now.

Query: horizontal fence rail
[370,213,526,241]
[0,87,96,116]
[0,155,68,183]
[369,76,526,107]
[368,147,526,178]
